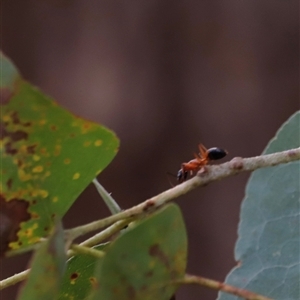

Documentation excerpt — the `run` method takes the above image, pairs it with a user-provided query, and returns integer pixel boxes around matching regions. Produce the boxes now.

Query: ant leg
[198,144,207,156]
[177,164,189,183]
[183,171,188,181]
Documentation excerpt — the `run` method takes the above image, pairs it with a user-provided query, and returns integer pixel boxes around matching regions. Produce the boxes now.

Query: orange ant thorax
[177,144,227,183]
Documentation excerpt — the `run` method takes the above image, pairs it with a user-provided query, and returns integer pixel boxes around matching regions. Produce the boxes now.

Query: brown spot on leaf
[145,270,153,277]
[30,212,39,219]
[6,178,13,190]
[5,142,18,155]
[70,272,79,280]
[149,244,170,269]
[9,112,31,127]
[2,129,28,143]
[26,144,37,154]
[1,124,28,147]
[23,122,32,127]
[40,147,47,154]
[12,130,28,142]
[90,277,98,288]
[11,111,20,124]
[0,195,30,256]
[50,125,57,131]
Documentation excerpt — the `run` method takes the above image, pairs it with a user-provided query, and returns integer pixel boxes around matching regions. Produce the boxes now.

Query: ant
[177,144,227,183]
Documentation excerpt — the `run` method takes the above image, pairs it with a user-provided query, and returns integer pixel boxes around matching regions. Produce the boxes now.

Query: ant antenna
[166,172,176,187]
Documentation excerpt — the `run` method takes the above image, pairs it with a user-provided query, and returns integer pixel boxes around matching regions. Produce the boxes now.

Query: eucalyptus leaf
[0,52,119,253]
[89,204,188,300]
[58,244,108,300]
[17,222,66,300]
[217,112,300,300]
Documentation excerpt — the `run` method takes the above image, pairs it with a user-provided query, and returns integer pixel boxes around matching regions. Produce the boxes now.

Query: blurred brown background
[1,1,299,299]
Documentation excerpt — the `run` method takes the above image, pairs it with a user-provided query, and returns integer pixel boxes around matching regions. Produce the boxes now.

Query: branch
[66,217,134,257]
[176,274,273,300]
[0,270,30,290]
[1,147,299,290]
[67,147,300,239]
[70,244,105,258]
[76,218,134,248]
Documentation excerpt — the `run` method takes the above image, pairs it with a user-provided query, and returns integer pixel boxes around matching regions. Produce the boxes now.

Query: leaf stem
[92,178,122,214]
[175,274,273,300]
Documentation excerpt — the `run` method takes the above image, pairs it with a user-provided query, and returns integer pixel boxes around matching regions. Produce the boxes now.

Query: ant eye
[207,148,227,160]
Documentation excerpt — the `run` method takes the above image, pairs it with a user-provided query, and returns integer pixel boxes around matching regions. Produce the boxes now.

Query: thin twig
[67,148,300,240]
[66,218,134,257]
[70,244,105,258]
[0,270,30,290]
[175,274,273,300]
[78,217,134,248]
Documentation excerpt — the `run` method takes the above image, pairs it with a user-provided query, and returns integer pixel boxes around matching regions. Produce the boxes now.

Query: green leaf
[58,244,108,300]
[218,111,300,300]
[0,52,119,253]
[88,204,188,300]
[17,222,66,300]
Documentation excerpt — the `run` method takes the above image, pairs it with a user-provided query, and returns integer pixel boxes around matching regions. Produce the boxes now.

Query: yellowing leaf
[0,52,119,253]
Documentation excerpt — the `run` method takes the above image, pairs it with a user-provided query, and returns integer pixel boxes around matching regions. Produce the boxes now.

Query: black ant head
[177,169,188,182]
[207,147,228,161]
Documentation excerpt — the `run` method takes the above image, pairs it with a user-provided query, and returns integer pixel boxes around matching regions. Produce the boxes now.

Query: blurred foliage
[17,222,66,300]
[88,204,187,300]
